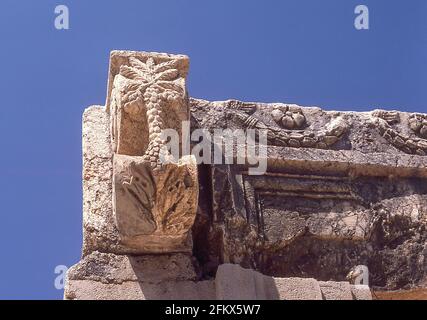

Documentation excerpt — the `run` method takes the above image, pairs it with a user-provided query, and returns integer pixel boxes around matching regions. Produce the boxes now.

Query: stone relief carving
[230,109,348,149]
[371,110,427,156]
[107,51,198,252]
[109,52,189,166]
[271,105,306,130]
[409,113,427,138]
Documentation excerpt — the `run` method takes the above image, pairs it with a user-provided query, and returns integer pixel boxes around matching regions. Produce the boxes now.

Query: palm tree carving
[119,57,185,168]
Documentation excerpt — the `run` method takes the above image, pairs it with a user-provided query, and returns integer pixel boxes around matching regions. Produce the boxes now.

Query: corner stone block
[351,285,373,300]
[319,281,353,300]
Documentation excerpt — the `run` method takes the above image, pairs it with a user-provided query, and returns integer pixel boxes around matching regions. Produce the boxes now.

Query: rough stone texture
[215,263,263,300]
[107,50,190,162]
[113,154,198,253]
[351,285,373,300]
[67,251,197,284]
[319,281,353,300]
[82,106,145,255]
[107,51,198,253]
[65,262,367,300]
[273,278,323,300]
[65,280,215,300]
[191,99,427,290]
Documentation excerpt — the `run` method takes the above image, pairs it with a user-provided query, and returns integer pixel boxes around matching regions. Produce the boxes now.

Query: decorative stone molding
[409,113,427,138]
[231,111,348,149]
[271,105,306,130]
[107,51,198,253]
[371,110,427,156]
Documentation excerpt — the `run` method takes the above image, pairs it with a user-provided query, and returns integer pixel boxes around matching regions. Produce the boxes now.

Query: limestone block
[319,281,353,300]
[351,285,373,300]
[113,154,198,253]
[215,264,324,300]
[82,106,155,255]
[272,278,323,300]
[82,105,127,255]
[65,280,215,300]
[215,264,259,300]
[67,251,197,284]
[107,51,199,253]
[107,51,190,165]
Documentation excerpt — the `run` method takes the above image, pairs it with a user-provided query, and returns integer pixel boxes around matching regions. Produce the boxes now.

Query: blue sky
[0,0,426,299]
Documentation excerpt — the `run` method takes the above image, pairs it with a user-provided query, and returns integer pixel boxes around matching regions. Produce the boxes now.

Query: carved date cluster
[271,105,306,130]
[409,113,427,139]
[118,56,185,169]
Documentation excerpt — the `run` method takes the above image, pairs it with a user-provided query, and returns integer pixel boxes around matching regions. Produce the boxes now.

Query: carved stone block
[106,51,198,253]
[113,154,198,253]
[107,50,190,167]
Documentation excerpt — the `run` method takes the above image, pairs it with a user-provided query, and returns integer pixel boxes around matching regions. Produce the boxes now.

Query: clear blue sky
[0,0,426,299]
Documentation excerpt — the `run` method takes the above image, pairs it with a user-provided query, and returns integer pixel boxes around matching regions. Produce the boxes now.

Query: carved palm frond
[120,57,181,99]
[155,165,196,235]
[118,162,157,236]
[155,69,179,82]
[129,56,149,72]
[153,59,179,74]
[120,65,147,81]
[156,81,185,95]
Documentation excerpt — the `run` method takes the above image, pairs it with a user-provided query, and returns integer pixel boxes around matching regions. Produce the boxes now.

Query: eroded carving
[271,105,306,130]
[372,110,427,156]
[107,51,198,253]
[108,51,189,168]
[113,155,198,252]
[231,111,348,149]
[409,113,427,138]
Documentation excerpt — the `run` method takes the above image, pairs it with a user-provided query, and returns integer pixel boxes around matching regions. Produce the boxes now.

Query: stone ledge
[65,262,372,300]
[67,251,197,284]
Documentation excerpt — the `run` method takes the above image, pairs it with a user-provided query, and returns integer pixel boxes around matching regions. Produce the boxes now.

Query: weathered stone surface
[273,277,323,300]
[66,262,366,300]
[107,51,198,253]
[113,154,198,253]
[82,105,130,256]
[67,251,197,284]
[107,50,189,163]
[215,264,262,300]
[319,281,353,300]
[351,285,373,300]
[70,50,427,300]
[191,98,427,290]
[65,280,215,300]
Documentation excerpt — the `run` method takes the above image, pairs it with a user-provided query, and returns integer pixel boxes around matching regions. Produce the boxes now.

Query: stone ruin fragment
[64,50,427,300]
